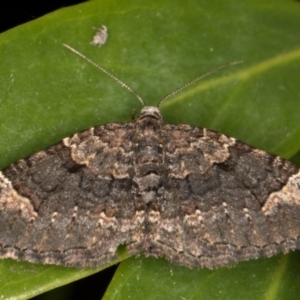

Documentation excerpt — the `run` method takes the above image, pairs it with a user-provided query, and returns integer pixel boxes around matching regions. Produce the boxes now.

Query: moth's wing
[0,122,139,267]
[150,124,300,269]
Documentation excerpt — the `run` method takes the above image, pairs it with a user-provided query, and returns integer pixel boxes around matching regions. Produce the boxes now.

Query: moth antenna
[63,44,145,107]
[157,61,243,108]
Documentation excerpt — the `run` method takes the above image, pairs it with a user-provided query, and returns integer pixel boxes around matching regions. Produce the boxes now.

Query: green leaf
[0,0,300,298]
[105,253,300,300]
[0,259,106,300]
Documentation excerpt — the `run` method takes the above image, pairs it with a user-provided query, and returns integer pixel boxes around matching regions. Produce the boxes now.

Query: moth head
[138,107,162,120]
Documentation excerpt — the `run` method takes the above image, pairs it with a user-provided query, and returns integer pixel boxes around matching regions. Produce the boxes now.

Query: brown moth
[0,45,299,269]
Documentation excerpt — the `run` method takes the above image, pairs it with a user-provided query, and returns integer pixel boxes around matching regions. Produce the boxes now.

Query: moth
[0,44,299,269]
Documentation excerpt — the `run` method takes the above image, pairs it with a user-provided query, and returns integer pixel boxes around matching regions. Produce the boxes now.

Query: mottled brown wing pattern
[1,106,300,269]
[0,121,143,267]
[143,123,300,268]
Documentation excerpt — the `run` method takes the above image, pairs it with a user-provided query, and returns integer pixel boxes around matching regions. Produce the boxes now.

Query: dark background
[0,0,83,33]
[1,1,118,299]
